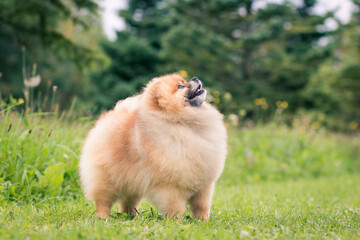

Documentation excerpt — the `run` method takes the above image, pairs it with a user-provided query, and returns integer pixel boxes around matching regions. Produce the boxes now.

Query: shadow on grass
[107,207,197,223]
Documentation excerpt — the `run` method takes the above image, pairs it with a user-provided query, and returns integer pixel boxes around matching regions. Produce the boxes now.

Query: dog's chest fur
[137,118,226,192]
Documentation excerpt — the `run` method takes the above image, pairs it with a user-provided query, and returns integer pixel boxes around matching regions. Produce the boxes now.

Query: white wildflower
[228,114,239,127]
[24,75,41,87]
[240,230,250,237]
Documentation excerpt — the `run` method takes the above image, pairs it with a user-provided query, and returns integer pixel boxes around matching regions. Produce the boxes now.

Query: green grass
[0,176,359,239]
[1,107,360,239]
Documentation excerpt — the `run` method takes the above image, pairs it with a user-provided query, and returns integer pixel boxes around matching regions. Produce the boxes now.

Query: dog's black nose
[191,77,200,83]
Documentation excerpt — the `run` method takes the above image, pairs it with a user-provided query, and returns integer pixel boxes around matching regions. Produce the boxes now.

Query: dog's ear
[147,81,166,111]
[145,80,183,113]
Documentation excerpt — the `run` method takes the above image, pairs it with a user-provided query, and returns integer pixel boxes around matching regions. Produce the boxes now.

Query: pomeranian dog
[79,74,227,221]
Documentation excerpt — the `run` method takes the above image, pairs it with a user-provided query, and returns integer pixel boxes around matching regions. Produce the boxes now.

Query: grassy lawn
[1,110,360,239]
[0,175,359,239]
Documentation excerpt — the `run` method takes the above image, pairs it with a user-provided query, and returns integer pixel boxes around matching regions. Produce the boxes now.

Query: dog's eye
[177,85,185,90]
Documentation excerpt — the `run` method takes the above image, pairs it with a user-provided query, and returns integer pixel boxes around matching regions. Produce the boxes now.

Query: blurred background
[0,0,359,131]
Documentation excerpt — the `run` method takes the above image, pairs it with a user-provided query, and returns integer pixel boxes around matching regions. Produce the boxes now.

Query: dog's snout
[190,77,202,88]
[191,77,200,83]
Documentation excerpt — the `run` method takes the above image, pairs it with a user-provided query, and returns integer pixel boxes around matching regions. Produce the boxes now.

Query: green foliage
[0,0,101,107]
[37,163,66,196]
[91,0,358,125]
[161,23,233,88]
[231,1,333,111]
[300,4,360,122]
[90,32,161,110]
[1,0,359,125]
[0,106,91,201]
[224,125,360,184]
[90,0,172,111]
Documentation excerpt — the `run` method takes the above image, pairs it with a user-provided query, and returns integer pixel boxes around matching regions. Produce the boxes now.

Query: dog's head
[144,74,207,114]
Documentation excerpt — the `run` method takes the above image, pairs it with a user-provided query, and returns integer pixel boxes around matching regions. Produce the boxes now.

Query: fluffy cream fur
[79,74,227,221]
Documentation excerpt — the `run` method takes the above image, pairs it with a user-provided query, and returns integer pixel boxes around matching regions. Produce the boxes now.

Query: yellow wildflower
[281,101,288,109]
[255,97,266,106]
[213,90,220,97]
[239,109,246,117]
[224,92,232,100]
[311,121,320,129]
[178,70,188,78]
[349,121,358,130]
[261,103,268,110]
[18,98,24,104]
[299,125,306,134]
[214,97,220,104]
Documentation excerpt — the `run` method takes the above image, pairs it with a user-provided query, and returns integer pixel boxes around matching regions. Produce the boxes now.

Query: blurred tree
[162,0,333,112]
[90,32,160,110]
[120,0,174,49]
[229,1,333,111]
[161,0,240,89]
[336,0,360,122]
[302,0,360,123]
[91,0,171,110]
[161,23,233,88]
[0,0,99,105]
[92,0,246,110]
[93,0,356,126]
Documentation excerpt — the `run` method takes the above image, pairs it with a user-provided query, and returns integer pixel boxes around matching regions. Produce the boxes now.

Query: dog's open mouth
[189,84,205,100]
[187,77,207,107]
